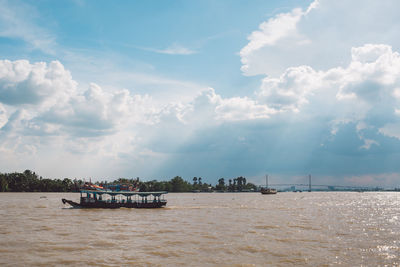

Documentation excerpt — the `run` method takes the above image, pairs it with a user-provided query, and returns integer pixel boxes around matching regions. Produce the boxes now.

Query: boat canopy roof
[81,190,167,197]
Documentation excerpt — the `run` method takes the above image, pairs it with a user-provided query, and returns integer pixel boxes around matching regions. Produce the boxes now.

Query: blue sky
[1,0,400,187]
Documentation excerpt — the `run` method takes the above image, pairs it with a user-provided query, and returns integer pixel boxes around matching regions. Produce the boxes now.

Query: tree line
[0,170,257,193]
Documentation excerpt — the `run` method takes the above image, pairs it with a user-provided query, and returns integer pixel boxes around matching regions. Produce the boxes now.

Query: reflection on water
[0,192,399,266]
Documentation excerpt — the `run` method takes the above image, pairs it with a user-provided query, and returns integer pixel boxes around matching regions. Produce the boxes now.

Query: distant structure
[261,174,277,194]
[259,173,384,191]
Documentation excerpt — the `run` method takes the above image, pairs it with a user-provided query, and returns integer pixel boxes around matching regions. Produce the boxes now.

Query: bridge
[258,175,381,191]
[265,183,378,191]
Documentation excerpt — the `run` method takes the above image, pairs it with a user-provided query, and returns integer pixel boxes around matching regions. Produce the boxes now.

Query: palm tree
[237,177,243,191]
[217,178,225,191]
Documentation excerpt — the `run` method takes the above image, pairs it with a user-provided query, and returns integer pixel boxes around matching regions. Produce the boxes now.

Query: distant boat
[261,175,277,195]
[261,188,277,194]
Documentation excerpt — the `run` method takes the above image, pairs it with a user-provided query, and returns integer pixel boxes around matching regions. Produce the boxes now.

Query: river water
[0,192,399,266]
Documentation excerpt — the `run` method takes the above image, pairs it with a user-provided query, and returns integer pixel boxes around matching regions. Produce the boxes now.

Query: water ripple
[0,192,399,266]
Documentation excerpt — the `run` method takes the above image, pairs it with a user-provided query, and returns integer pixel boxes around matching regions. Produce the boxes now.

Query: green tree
[228,179,233,191]
[62,178,73,192]
[0,175,8,192]
[139,182,148,192]
[170,176,191,192]
[216,178,226,191]
[152,181,166,191]
[244,182,257,191]
[236,176,246,191]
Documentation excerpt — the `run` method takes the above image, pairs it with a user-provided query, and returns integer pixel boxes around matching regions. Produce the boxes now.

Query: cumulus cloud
[0,59,77,106]
[0,59,163,137]
[2,0,400,186]
[259,44,400,111]
[232,0,400,185]
[240,0,400,77]
[257,43,400,151]
[138,40,400,183]
[258,65,319,112]
[2,44,400,182]
[0,59,281,179]
[0,59,163,178]
[0,59,275,144]
[183,88,275,122]
[240,1,400,151]
[240,7,309,76]
[148,88,275,131]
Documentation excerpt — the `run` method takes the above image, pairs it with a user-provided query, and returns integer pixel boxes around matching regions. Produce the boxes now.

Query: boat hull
[260,189,277,194]
[62,198,167,209]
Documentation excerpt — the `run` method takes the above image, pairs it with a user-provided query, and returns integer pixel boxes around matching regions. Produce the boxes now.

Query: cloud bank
[1,0,400,187]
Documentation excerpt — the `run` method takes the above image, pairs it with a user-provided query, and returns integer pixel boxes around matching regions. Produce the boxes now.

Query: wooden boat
[62,190,167,209]
[261,174,277,195]
[261,188,277,194]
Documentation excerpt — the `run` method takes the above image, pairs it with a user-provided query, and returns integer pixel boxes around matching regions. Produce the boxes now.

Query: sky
[1,0,400,187]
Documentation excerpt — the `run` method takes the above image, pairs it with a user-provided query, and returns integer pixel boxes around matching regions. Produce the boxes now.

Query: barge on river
[261,174,277,195]
[62,190,167,209]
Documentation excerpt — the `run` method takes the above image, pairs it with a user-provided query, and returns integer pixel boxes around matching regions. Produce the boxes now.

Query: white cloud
[0,59,163,178]
[258,65,320,112]
[241,8,304,51]
[3,42,400,179]
[0,103,7,128]
[40,83,156,137]
[240,7,307,76]
[0,59,77,107]
[0,59,280,178]
[215,96,275,121]
[240,0,400,77]
[147,43,196,55]
[0,59,274,151]
[0,59,160,144]
[179,88,275,123]
[2,0,400,183]
[254,43,400,151]
[379,123,400,139]
[359,139,379,150]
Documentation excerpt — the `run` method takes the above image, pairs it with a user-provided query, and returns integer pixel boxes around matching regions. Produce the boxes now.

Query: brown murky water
[0,192,399,266]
